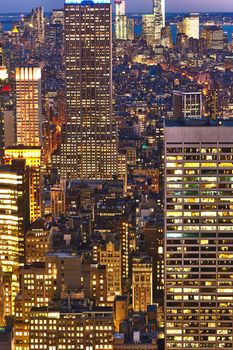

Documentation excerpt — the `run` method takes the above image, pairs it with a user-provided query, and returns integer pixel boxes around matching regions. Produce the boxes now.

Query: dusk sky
[0,0,232,13]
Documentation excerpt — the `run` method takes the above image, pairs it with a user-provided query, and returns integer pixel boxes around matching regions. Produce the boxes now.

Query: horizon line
[0,10,233,15]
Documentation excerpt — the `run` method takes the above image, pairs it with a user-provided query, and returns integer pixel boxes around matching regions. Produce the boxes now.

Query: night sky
[0,0,232,13]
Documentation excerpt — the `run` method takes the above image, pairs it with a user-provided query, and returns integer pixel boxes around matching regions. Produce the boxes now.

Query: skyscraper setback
[61,0,118,181]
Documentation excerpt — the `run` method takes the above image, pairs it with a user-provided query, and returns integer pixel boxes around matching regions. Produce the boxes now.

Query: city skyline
[0,0,233,13]
[0,0,233,348]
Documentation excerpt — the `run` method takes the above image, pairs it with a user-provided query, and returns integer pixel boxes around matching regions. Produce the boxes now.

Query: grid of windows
[165,127,233,349]
[61,3,117,181]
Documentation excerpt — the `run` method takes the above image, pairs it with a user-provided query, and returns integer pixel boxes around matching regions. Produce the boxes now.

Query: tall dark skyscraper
[61,0,118,181]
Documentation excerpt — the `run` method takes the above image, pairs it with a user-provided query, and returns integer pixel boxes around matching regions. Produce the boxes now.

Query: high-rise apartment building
[15,66,42,147]
[0,160,29,316]
[115,0,127,40]
[61,0,118,181]
[164,121,233,349]
[173,91,202,119]
[4,146,43,223]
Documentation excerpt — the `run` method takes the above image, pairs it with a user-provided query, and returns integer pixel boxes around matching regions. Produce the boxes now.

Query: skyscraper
[164,122,233,349]
[201,26,224,51]
[0,160,29,316]
[173,91,202,119]
[31,7,45,45]
[127,18,135,41]
[154,0,165,27]
[61,0,118,181]
[142,15,157,48]
[181,13,200,40]
[4,146,43,223]
[115,0,127,40]
[15,66,42,147]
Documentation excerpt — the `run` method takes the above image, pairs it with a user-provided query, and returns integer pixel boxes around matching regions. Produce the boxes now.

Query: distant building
[143,219,164,301]
[132,255,153,312]
[0,108,4,164]
[180,13,199,39]
[0,160,29,316]
[161,25,173,48]
[50,184,64,218]
[3,111,14,148]
[127,18,135,41]
[153,0,165,27]
[61,0,118,181]
[99,240,122,302]
[142,15,156,48]
[4,146,43,223]
[115,0,127,40]
[15,66,42,147]
[173,91,202,119]
[51,9,64,25]
[31,7,45,45]
[205,84,220,119]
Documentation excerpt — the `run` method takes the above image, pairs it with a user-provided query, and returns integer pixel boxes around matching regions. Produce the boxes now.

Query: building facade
[181,13,200,40]
[153,0,165,27]
[132,255,153,312]
[15,66,42,147]
[61,0,118,181]
[4,146,43,223]
[173,91,202,119]
[99,241,122,303]
[165,123,233,349]
[115,0,127,40]
[0,161,29,316]
[29,304,113,350]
